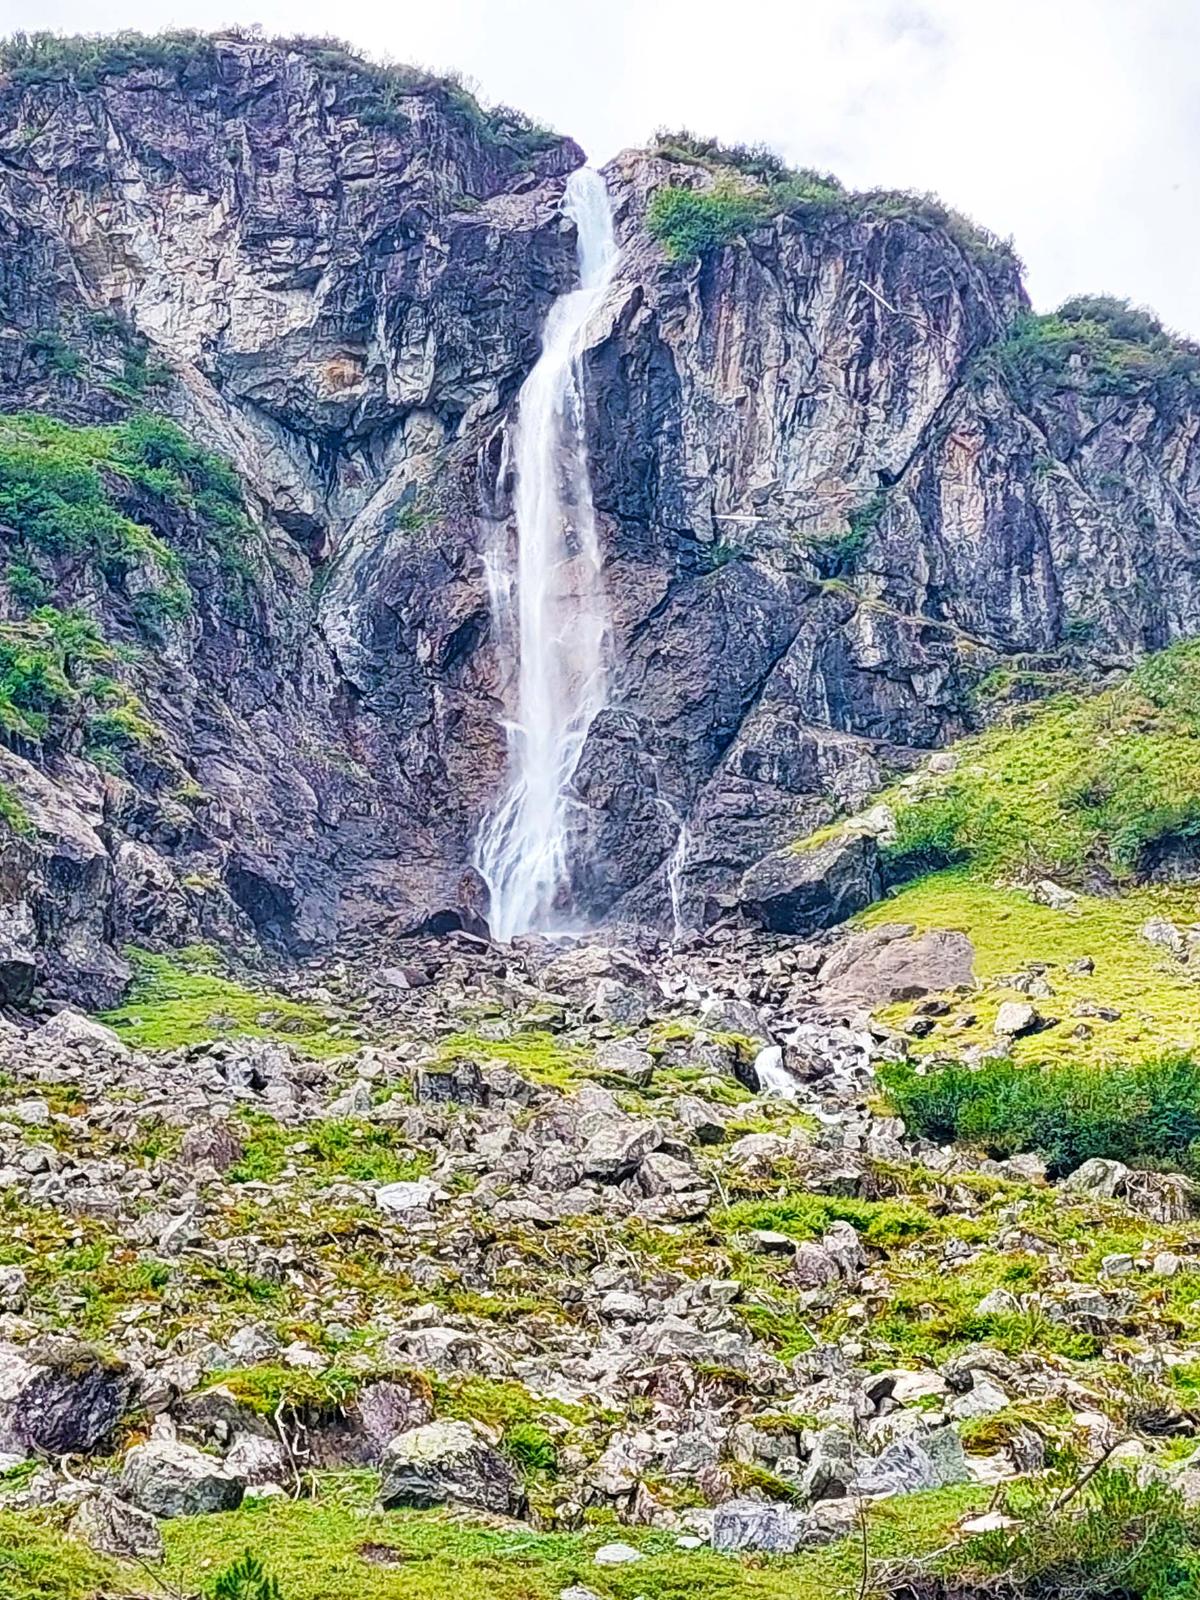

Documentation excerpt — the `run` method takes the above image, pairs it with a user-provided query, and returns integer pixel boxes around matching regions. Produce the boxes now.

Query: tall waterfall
[475,168,618,941]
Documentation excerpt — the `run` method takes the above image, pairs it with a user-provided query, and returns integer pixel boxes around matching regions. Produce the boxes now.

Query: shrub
[210,1551,283,1600]
[503,1420,558,1478]
[0,30,216,85]
[651,127,802,183]
[982,301,1200,402]
[647,183,769,261]
[926,1467,1200,1599]
[882,1051,1200,1177]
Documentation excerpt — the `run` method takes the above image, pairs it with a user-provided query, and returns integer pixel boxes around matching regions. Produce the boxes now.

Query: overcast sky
[7,0,1199,334]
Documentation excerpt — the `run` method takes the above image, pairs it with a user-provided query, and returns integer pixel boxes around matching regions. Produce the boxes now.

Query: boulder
[32,1007,127,1054]
[739,833,881,936]
[850,1428,968,1498]
[378,1420,520,1514]
[120,1439,245,1518]
[179,1121,244,1173]
[712,1498,809,1554]
[416,1061,487,1105]
[594,1037,655,1085]
[799,1426,856,1500]
[0,1340,132,1456]
[676,1095,727,1144]
[0,898,37,1005]
[993,1000,1042,1037]
[375,1179,444,1215]
[579,1116,662,1180]
[70,1490,164,1561]
[818,924,975,1007]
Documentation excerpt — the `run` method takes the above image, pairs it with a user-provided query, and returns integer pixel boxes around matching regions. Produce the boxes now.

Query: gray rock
[851,1428,967,1497]
[70,1490,164,1561]
[120,1439,245,1518]
[375,1179,444,1214]
[579,1116,661,1180]
[416,1062,487,1105]
[800,1426,856,1500]
[712,1498,809,1554]
[592,1543,644,1565]
[32,1008,127,1054]
[676,1095,727,1144]
[819,924,975,1007]
[378,1420,520,1515]
[0,899,37,1006]
[0,1340,132,1456]
[594,1037,655,1085]
[993,1000,1041,1037]
[739,833,881,936]
[590,978,649,1027]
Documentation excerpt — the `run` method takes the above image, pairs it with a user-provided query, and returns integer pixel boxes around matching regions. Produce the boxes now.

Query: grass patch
[0,1512,115,1600]
[435,1029,587,1090]
[861,870,1200,1068]
[229,1113,430,1186]
[880,640,1200,886]
[98,946,357,1057]
[0,1472,986,1600]
[720,1194,934,1249]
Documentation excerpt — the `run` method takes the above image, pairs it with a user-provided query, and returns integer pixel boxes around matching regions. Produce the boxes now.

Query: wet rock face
[2,36,1200,989]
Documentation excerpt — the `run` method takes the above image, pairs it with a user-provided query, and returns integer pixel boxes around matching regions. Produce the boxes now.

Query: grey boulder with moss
[0,1339,132,1456]
[738,833,882,935]
[378,1420,521,1514]
[120,1438,245,1518]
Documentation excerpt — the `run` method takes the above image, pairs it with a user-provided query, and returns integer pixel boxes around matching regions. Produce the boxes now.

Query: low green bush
[883,1051,1200,1177]
[927,1467,1200,1599]
[647,183,770,261]
[211,1551,284,1600]
[982,298,1200,402]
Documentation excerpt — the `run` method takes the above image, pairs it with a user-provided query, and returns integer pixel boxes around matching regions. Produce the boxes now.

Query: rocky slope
[1,32,1199,1001]
[5,914,1200,1598]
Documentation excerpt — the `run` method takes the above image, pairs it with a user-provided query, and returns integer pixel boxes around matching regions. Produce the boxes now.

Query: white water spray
[476,169,618,941]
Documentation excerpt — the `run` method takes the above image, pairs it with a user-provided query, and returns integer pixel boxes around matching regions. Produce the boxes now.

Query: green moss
[0,1512,116,1600]
[435,1029,586,1089]
[228,1112,430,1186]
[720,1193,934,1249]
[209,1364,365,1418]
[430,1375,590,1431]
[98,947,358,1057]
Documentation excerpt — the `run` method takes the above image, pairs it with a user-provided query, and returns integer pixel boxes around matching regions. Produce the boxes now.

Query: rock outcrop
[1,32,1199,996]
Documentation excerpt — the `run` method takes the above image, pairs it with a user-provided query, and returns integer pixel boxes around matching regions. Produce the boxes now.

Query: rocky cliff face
[1,31,1199,1002]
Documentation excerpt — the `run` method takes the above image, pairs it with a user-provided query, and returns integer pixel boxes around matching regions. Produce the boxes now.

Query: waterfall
[663,807,693,943]
[475,168,618,942]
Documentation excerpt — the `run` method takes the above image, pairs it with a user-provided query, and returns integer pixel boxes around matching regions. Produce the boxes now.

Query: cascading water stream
[475,169,618,941]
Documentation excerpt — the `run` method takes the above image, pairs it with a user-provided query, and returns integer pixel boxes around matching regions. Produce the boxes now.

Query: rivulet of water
[475,169,618,941]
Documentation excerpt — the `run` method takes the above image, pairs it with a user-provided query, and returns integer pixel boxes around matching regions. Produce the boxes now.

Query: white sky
[5,0,1199,335]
